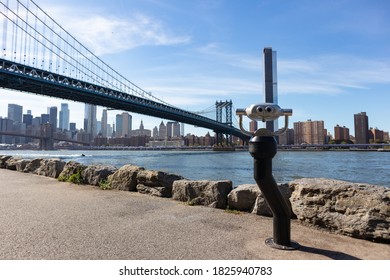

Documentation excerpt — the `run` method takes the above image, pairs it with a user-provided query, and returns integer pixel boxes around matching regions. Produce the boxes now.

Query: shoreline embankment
[1,154,389,245]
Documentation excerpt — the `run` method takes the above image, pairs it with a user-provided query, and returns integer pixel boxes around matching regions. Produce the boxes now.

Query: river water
[1,149,389,187]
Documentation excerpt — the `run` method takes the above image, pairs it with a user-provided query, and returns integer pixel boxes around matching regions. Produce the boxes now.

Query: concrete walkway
[0,168,389,260]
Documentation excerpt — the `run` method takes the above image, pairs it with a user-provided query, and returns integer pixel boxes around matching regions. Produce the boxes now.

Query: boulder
[82,165,117,186]
[15,159,31,172]
[58,161,87,181]
[227,184,260,212]
[172,180,232,209]
[35,158,66,178]
[252,183,294,217]
[136,170,184,197]
[23,158,43,173]
[0,155,12,168]
[108,164,144,191]
[4,157,22,170]
[136,184,171,197]
[289,178,390,243]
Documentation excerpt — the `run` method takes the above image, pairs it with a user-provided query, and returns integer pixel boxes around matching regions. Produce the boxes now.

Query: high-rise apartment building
[249,120,258,132]
[59,103,70,131]
[279,128,294,145]
[263,47,278,132]
[334,125,350,141]
[354,112,369,144]
[370,127,384,143]
[294,120,325,145]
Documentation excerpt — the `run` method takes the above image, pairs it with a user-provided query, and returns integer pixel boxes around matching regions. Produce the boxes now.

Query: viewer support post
[236,104,299,250]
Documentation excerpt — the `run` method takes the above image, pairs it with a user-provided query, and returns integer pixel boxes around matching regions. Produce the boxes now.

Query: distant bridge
[0,130,90,149]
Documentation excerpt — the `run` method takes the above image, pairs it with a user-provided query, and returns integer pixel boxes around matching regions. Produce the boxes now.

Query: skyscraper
[159,121,167,139]
[167,121,180,138]
[114,112,132,137]
[115,114,123,137]
[84,104,97,138]
[101,109,108,137]
[263,47,278,132]
[354,112,369,144]
[59,103,70,131]
[121,112,132,137]
[7,104,23,123]
[48,106,58,130]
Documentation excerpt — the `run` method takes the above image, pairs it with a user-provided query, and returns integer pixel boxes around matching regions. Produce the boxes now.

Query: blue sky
[1,0,390,136]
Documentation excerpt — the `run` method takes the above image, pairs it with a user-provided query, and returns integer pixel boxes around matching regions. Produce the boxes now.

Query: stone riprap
[228,183,294,217]
[108,164,145,191]
[289,178,390,243]
[23,158,44,173]
[82,165,117,186]
[58,161,87,181]
[172,180,232,209]
[0,154,389,243]
[35,158,66,178]
[136,170,185,197]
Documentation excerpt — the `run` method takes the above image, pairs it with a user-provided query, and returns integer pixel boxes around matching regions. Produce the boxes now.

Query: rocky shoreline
[1,155,389,244]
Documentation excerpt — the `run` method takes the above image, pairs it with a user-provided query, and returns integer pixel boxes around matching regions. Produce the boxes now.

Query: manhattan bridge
[0,0,250,148]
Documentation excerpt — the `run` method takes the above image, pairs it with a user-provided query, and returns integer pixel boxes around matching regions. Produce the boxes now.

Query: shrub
[67,171,83,184]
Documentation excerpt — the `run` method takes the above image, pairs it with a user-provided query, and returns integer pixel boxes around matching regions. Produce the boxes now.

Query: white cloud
[45,6,190,56]
[277,55,390,95]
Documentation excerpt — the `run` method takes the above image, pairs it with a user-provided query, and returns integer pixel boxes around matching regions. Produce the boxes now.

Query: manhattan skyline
[1,0,389,135]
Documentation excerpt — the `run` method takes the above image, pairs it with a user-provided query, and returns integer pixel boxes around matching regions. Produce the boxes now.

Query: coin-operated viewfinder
[236,103,292,136]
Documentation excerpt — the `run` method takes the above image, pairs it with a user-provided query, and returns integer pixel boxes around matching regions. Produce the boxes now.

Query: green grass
[99,180,111,190]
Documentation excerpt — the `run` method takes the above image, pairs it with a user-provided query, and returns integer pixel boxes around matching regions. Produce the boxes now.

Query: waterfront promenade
[0,168,389,260]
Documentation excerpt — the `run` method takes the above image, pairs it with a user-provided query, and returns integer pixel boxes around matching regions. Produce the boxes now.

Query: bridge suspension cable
[0,0,171,106]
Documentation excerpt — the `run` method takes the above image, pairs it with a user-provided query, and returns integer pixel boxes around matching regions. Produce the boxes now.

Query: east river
[1,149,390,187]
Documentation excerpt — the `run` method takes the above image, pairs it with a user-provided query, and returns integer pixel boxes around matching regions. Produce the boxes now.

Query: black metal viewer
[236,103,300,250]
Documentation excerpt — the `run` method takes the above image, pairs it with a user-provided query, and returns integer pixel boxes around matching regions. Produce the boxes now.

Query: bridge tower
[215,100,233,146]
[39,123,54,150]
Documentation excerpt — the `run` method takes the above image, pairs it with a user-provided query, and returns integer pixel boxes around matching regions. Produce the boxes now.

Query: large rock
[35,158,66,178]
[136,170,184,197]
[252,183,294,217]
[58,161,87,182]
[0,155,13,168]
[172,180,232,209]
[289,178,390,243]
[227,184,260,211]
[15,159,31,172]
[82,165,117,186]
[23,158,44,173]
[5,157,31,172]
[4,157,22,171]
[108,164,144,191]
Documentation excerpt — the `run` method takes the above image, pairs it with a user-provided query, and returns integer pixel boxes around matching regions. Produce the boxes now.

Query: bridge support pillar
[39,123,54,150]
[215,100,234,147]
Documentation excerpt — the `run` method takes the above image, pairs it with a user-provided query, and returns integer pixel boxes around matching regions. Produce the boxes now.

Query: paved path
[0,169,389,260]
